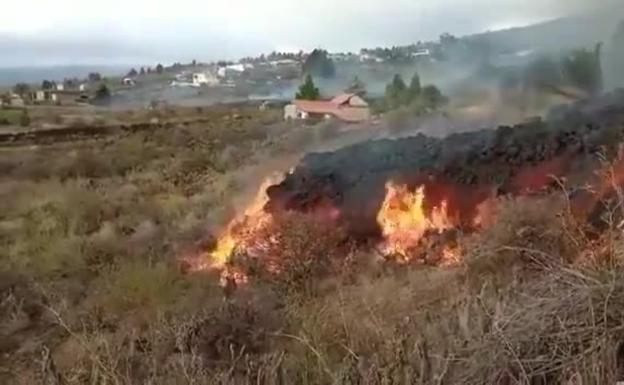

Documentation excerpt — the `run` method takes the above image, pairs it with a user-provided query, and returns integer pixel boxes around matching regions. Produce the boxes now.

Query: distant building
[2,93,25,107]
[217,63,246,78]
[32,90,57,103]
[359,53,384,63]
[122,77,136,87]
[284,93,371,123]
[269,59,299,67]
[52,90,90,105]
[30,89,88,106]
[192,72,219,87]
[55,83,65,91]
[410,49,431,58]
[79,84,88,92]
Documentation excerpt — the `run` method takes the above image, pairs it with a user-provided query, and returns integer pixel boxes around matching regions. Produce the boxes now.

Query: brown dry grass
[2,110,624,384]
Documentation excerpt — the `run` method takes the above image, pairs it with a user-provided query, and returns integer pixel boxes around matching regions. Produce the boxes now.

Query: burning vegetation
[190,91,624,284]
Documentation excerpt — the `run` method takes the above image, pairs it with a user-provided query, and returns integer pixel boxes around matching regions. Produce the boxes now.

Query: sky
[0,0,618,67]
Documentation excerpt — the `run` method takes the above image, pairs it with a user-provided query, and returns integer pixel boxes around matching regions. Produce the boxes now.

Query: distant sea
[0,65,129,87]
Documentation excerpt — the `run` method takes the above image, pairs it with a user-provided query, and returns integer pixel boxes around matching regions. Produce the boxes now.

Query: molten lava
[376,182,457,260]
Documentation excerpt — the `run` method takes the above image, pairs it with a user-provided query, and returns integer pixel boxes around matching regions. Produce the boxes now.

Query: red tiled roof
[293,98,370,123]
[330,93,356,106]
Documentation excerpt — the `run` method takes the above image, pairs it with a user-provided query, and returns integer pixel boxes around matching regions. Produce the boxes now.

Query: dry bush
[36,275,282,384]
[466,195,585,284]
[231,213,354,296]
[93,262,187,315]
[3,182,108,278]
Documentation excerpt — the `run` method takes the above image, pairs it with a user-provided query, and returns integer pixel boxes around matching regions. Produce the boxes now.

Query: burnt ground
[266,90,624,238]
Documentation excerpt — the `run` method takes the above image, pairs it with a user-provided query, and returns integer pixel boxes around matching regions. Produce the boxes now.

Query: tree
[93,84,112,106]
[440,32,459,46]
[13,83,30,96]
[608,20,624,88]
[296,75,320,100]
[408,73,421,99]
[385,74,408,109]
[345,75,366,96]
[420,85,447,109]
[41,80,54,90]
[155,64,164,74]
[562,45,603,95]
[88,72,102,82]
[525,56,562,88]
[303,49,335,78]
[383,72,447,113]
[127,68,138,77]
[19,110,30,127]
[140,67,146,75]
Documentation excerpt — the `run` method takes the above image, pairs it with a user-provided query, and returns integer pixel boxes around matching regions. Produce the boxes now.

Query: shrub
[19,110,30,127]
[96,262,187,315]
[231,213,353,296]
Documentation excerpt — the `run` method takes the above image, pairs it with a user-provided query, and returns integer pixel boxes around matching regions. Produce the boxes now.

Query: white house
[217,64,246,78]
[192,72,219,87]
[410,49,431,58]
[122,78,136,87]
[55,83,65,91]
[227,63,245,72]
[4,93,25,107]
[33,90,57,103]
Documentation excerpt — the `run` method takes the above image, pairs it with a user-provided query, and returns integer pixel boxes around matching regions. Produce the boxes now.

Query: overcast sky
[0,0,618,66]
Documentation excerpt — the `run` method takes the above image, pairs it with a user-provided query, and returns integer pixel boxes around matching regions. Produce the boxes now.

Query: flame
[441,245,462,267]
[209,176,282,269]
[376,182,455,259]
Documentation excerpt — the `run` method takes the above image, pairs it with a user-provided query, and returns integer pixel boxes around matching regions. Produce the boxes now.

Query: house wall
[284,104,298,120]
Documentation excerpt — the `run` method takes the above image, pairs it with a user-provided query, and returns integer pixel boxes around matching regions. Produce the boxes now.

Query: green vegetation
[295,74,320,100]
[92,84,112,106]
[384,72,447,112]
[524,46,603,95]
[18,110,30,127]
[302,49,335,78]
[345,75,367,97]
[88,72,102,82]
[0,108,26,126]
[562,45,603,95]
[12,83,30,96]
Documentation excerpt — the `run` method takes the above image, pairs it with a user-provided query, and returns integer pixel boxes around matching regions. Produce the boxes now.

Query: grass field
[1,103,624,384]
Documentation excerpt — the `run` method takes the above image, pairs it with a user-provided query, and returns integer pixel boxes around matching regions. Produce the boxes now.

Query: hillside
[468,2,623,53]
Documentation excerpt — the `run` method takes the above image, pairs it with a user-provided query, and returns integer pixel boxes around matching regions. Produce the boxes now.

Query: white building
[217,64,246,79]
[122,78,136,87]
[33,90,57,103]
[192,72,219,87]
[4,93,25,107]
[410,49,431,58]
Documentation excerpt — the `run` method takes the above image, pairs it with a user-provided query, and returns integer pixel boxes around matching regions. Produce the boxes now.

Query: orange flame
[209,175,283,269]
[376,182,456,259]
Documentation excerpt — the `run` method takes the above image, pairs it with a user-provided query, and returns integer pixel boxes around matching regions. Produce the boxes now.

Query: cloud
[0,0,620,66]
